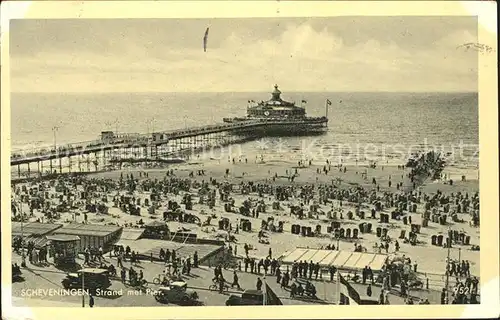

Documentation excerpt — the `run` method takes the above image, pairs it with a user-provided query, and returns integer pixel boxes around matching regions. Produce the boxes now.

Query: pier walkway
[11,117,327,167]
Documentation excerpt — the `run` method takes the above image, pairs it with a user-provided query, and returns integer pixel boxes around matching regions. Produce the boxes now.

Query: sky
[9,17,478,93]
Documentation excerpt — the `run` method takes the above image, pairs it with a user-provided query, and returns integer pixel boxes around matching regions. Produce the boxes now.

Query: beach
[12,154,480,277]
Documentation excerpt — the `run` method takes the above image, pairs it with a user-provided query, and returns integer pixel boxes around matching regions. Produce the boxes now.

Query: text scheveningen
[20,289,90,297]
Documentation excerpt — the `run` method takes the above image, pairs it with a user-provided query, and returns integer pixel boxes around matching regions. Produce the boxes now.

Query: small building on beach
[53,223,123,252]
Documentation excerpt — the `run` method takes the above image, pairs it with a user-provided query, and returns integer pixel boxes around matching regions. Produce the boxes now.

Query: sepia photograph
[1,1,498,318]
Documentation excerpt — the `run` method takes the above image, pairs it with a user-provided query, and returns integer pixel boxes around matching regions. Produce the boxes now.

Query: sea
[10,91,479,179]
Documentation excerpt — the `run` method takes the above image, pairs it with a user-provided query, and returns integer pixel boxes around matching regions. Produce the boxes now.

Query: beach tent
[279,248,388,272]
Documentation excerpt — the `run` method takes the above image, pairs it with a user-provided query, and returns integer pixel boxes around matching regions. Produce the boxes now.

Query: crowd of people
[11,147,480,305]
[12,238,49,266]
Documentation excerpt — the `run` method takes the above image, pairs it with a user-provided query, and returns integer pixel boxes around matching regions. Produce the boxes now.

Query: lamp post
[82,269,85,307]
[52,126,59,152]
[150,118,156,134]
[12,198,27,266]
[444,227,451,304]
[146,118,156,136]
[17,200,27,267]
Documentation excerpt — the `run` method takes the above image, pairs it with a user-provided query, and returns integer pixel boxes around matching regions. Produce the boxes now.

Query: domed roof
[261,85,296,107]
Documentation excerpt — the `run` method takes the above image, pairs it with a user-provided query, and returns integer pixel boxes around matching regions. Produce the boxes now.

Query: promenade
[11,253,441,307]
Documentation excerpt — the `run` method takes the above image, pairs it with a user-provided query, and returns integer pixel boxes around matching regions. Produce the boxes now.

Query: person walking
[231,271,242,290]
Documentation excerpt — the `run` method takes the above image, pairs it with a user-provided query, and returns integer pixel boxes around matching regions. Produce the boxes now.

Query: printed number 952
[453,287,470,295]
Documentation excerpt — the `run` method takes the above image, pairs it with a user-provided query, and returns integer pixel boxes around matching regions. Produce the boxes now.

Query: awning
[280,249,388,272]
[280,248,308,264]
[331,251,352,267]
[342,252,364,269]
[309,250,331,264]
[12,234,51,249]
[119,228,145,241]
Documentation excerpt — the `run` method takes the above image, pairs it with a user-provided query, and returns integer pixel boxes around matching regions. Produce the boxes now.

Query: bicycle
[152,274,164,285]
[209,279,229,293]
[129,279,149,292]
[153,273,183,286]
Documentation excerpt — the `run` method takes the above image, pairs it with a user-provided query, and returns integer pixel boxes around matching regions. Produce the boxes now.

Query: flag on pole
[337,271,361,305]
[301,100,307,104]
[263,280,283,305]
[327,99,332,106]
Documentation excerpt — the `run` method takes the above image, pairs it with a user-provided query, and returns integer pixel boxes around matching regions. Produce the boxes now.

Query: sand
[16,155,480,283]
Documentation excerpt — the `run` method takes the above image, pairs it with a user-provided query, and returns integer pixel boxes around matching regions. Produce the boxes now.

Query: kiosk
[46,234,80,266]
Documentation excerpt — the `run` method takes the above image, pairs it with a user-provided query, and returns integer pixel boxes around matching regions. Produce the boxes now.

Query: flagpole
[263,276,266,306]
[323,272,326,302]
[336,270,341,305]
[325,99,328,119]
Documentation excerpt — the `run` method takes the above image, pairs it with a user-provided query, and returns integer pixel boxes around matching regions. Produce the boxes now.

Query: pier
[11,118,327,178]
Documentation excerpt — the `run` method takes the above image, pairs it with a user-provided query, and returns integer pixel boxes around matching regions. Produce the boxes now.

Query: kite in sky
[203,27,209,52]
